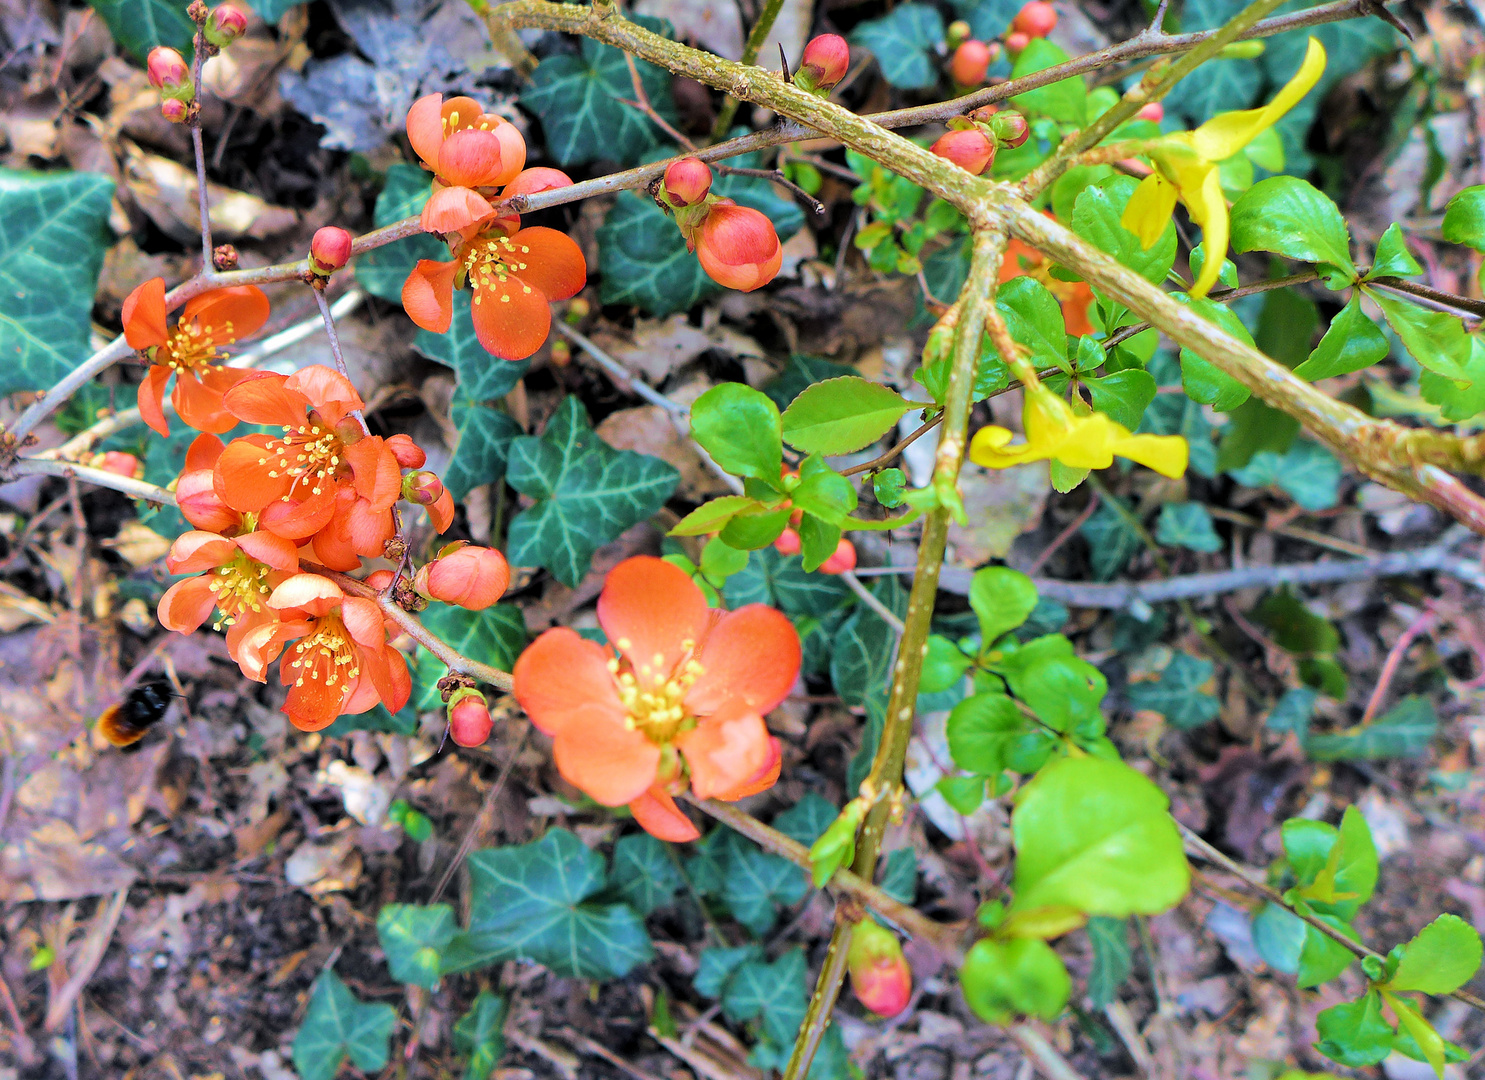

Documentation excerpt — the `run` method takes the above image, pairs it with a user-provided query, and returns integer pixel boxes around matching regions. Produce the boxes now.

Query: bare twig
[550,321,685,415]
[1009,1024,1089,1080]
[1358,607,1436,725]
[9,459,174,504]
[44,889,129,1032]
[838,570,906,633]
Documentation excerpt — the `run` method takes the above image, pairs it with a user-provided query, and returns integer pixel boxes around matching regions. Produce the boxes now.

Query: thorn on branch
[779,42,792,83]
[714,164,826,218]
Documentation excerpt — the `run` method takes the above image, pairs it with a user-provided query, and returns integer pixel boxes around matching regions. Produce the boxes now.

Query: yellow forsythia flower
[969,387,1188,477]
[1121,38,1326,298]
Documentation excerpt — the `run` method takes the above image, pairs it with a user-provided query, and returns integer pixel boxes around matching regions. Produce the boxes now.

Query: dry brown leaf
[945,462,1050,564]
[596,405,732,501]
[121,139,298,243]
[101,520,171,567]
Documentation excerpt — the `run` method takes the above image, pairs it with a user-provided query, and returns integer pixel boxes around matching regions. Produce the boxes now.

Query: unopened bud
[147,47,194,101]
[448,688,492,747]
[309,226,352,275]
[930,128,997,176]
[946,19,972,48]
[950,40,993,87]
[796,34,849,94]
[419,542,510,611]
[661,157,713,208]
[550,339,571,366]
[773,527,802,556]
[1136,102,1164,123]
[96,451,141,478]
[160,98,190,124]
[1005,31,1030,56]
[847,919,912,1018]
[564,296,590,323]
[403,470,444,506]
[819,537,857,575]
[1012,1,1058,37]
[990,111,1030,148]
[204,3,248,47]
[385,433,425,469]
[212,244,238,271]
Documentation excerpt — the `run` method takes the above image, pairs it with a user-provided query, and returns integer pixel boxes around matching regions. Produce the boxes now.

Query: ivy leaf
[1386,913,1484,996]
[781,377,913,456]
[1010,37,1086,125]
[1442,185,1485,252]
[1267,687,1318,736]
[420,602,526,675]
[1079,498,1143,581]
[611,833,683,916]
[1229,441,1342,512]
[445,399,523,503]
[0,170,115,396]
[377,903,456,989]
[443,828,652,979]
[1085,917,1132,1009]
[774,794,840,847]
[722,948,810,1047]
[87,0,193,61]
[850,4,944,90]
[879,848,918,904]
[711,828,810,936]
[1084,369,1157,430]
[1365,223,1422,279]
[1126,652,1220,729]
[415,291,530,402]
[357,163,447,303]
[1293,297,1389,381]
[695,944,764,999]
[1154,502,1221,555]
[506,397,679,586]
[249,0,304,20]
[1315,991,1394,1067]
[292,971,397,1080]
[1011,756,1190,918]
[1172,57,1264,130]
[1305,696,1437,761]
[453,991,507,1080]
[1250,902,1306,974]
[1229,176,1356,282]
[722,547,852,616]
[1071,176,1177,284]
[521,20,678,167]
[596,191,719,317]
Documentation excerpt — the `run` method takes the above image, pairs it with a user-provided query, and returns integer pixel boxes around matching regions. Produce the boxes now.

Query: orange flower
[512,556,800,842]
[1000,228,1093,337]
[123,277,270,436]
[213,366,403,552]
[406,93,526,234]
[238,573,411,731]
[174,434,243,533]
[157,527,298,665]
[694,199,781,292]
[402,226,586,361]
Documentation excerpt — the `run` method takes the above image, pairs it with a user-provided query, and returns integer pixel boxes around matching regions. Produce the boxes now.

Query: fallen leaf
[122,139,298,243]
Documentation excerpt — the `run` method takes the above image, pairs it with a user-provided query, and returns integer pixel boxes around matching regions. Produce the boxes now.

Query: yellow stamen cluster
[463,235,534,308]
[442,108,501,136]
[207,553,272,629]
[287,616,360,692]
[166,319,236,373]
[607,636,705,745]
[257,422,345,501]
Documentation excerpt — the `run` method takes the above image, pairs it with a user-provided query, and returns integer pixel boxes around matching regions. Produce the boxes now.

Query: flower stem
[190,26,213,269]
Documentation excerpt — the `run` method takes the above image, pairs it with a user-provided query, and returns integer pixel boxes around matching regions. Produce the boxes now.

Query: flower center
[443,108,501,136]
[257,420,347,501]
[287,615,360,693]
[462,234,534,307]
[608,637,705,745]
[166,321,234,373]
[207,553,272,628]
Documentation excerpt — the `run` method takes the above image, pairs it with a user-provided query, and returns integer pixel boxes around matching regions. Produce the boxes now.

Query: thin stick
[313,288,370,434]
[1009,1024,1089,1080]
[189,25,213,268]
[841,415,943,477]
[550,321,685,415]
[8,459,174,504]
[43,889,130,1031]
[710,0,788,140]
[838,570,906,633]
[431,724,529,902]
[1027,492,1100,574]
[1358,608,1435,725]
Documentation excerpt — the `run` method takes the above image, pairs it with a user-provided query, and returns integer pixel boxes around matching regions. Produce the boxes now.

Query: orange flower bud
[1137,102,1164,123]
[205,4,248,47]
[991,111,1030,149]
[147,47,193,101]
[796,34,849,94]
[160,98,189,124]
[385,433,425,469]
[847,919,912,1017]
[774,527,802,556]
[818,538,857,575]
[421,543,510,610]
[946,19,972,47]
[950,40,993,87]
[364,569,395,592]
[1012,1,1058,37]
[695,199,782,292]
[97,451,140,478]
[448,689,492,747]
[1005,31,1031,55]
[403,470,444,506]
[661,157,713,208]
[930,129,996,175]
[309,226,352,275]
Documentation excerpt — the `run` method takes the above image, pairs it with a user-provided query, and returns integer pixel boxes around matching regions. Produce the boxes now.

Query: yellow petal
[1191,38,1326,162]
[969,425,1044,469]
[1120,173,1179,250]
[1188,168,1229,299]
[1052,413,1120,470]
[1110,432,1189,478]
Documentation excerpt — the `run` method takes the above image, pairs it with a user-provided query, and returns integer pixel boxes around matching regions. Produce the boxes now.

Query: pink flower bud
[449,691,493,747]
[385,433,426,469]
[796,34,849,94]
[205,4,248,47]
[1012,1,1058,37]
[992,111,1030,148]
[1005,31,1031,56]
[930,129,997,176]
[421,543,510,610]
[946,20,972,48]
[774,527,802,556]
[403,470,444,506]
[364,569,395,592]
[176,470,236,533]
[309,226,352,274]
[98,451,140,478]
[848,919,912,1018]
[1137,102,1164,123]
[950,40,993,87]
[695,199,782,292]
[818,538,857,575]
[147,47,193,101]
[160,98,189,124]
[661,157,713,208]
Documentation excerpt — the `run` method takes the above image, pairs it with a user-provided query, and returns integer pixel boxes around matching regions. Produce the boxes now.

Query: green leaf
[1315,991,1394,1068]
[1085,917,1132,1009]
[1079,499,1143,581]
[1255,588,1338,654]
[1442,185,1485,252]
[948,692,1036,776]
[1366,223,1422,279]
[850,4,944,90]
[718,831,810,936]
[443,828,651,979]
[1071,176,1177,284]
[1229,176,1356,281]
[695,944,763,999]
[998,641,1107,736]
[671,496,763,537]
[1251,902,1306,974]
[921,635,973,694]
[723,948,813,1049]
[960,937,1072,1024]
[692,383,783,482]
[1297,916,1360,987]
[415,291,531,402]
[969,565,1039,643]
[791,454,858,527]
[1011,756,1189,918]
[377,903,456,989]
[292,971,397,1080]
[611,833,683,915]
[1384,992,1448,1079]
[1306,696,1437,761]
[781,377,912,456]
[723,547,852,616]
[1175,296,1253,411]
[879,848,918,904]
[1386,913,1484,995]
[1230,441,1342,512]
[992,277,1068,373]
[521,22,678,167]
[87,0,193,61]
[357,164,448,303]
[1294,297,1390,381]
[1126,652,1220,729]
[1155,502,1222,554]
[1084,369,1157,430]
[765,355,861,411]
[1267,687,1318,736]
[1368,290,1473,383]
[1010,38,1086,126]
[596,191,718,317]
[506,397,679,586]
[421,602,526,675]
[0,170,115,397]
[453,991,507,1080]
[774,793,840,847]
[445,398,523,503]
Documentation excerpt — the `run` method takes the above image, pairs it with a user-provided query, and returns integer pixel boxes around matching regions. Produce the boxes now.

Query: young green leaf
[1084,369,1157,430]
[1175,296,1254,411]
[1293,298,1390,381]
[1314,990,1394,1067]
[1009,37,1086,126]
[1367,291,1474,383]
[992,277,1070,373]
[1442,185,1485,252]
[377,903,456,989]
[781,377,913,456]
[670,496,767,537]
[960,937,1072,1024]
[691,384,784,482]
[921,635,974,694]
[453,991,507,1080]
[1296,917,1360,987]
[1385,913,1483,996]
[1365,223,1422,279]
[791,455,859,525]
[1382,992,1447,1078]
[1071,175,1178,284]
[968,565,1039,644]
[292,971,397,1080]
[1229,176,1357,282]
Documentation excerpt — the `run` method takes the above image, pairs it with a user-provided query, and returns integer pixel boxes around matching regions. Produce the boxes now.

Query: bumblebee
[98,678,175,748]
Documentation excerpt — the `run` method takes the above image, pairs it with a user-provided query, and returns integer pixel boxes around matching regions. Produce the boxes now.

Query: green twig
[711,0,788,141]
